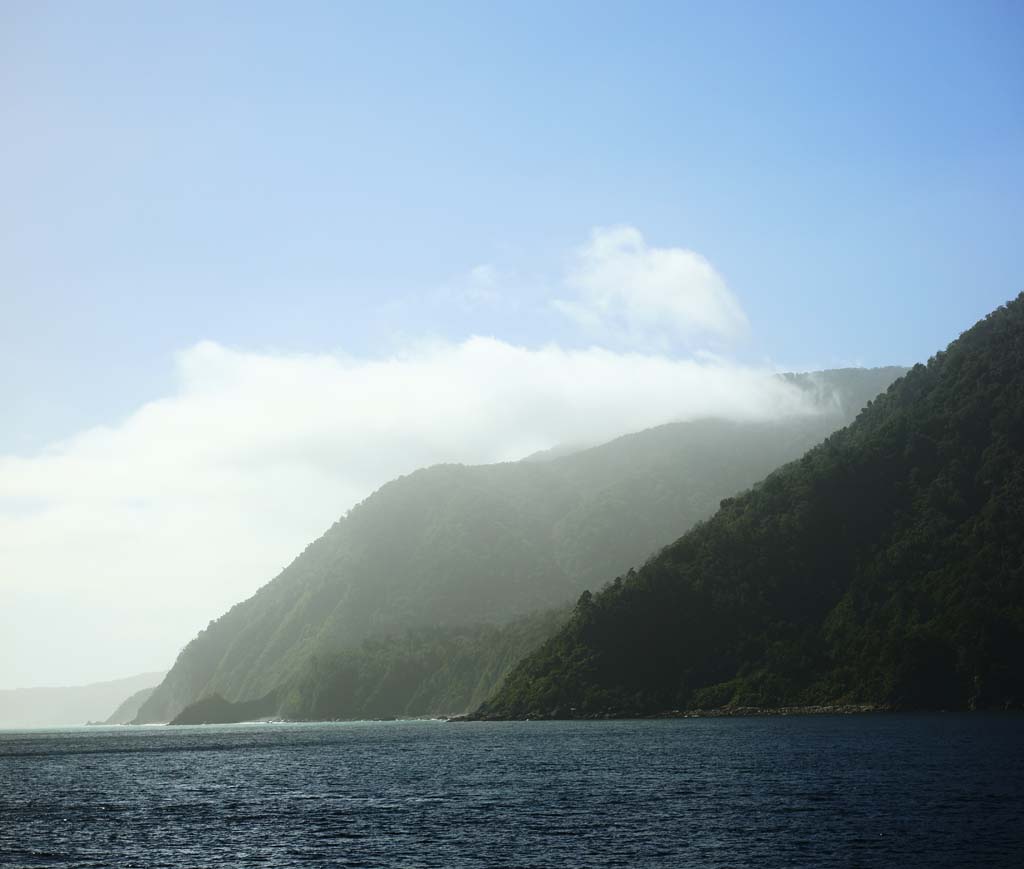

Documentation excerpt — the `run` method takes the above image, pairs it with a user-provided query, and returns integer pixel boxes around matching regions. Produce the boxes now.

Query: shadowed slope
[478,297,1024,718]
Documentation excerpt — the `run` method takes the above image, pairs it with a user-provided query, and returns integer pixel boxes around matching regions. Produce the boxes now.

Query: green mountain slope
[135,368,902,723]
[478,297,1024,718]
[169,608,572,724]
[279,607,573,720]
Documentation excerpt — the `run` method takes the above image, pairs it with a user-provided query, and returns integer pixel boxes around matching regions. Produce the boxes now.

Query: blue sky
[2,2,1023,686]
[4,0,1022,452]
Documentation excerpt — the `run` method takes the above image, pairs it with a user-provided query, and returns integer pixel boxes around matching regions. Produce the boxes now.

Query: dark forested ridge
[477,296,1024,719]
[136,368,902,723]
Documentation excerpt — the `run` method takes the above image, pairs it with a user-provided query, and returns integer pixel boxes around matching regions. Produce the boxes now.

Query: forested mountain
[136,368,902,723]
[170,608,571,724]
[478,297,1024,718]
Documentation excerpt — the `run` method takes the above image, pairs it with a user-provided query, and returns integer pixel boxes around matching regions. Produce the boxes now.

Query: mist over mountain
[0,672,165,729]
[478,296,1024,718]
[137,368,902,723]
[169,608,573,724]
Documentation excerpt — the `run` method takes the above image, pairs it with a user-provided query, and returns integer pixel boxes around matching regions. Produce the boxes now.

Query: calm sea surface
[1,715,1022,868]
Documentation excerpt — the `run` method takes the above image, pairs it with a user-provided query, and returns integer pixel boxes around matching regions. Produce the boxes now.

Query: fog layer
[1,228,826,686]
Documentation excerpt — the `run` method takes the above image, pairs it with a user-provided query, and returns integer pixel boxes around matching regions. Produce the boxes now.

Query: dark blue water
[2,715,1022,868]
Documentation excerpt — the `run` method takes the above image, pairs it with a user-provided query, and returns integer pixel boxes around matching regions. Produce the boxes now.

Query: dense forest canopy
[478,296,1024,718]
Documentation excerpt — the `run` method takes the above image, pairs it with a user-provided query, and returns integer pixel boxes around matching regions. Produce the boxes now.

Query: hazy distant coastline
[0,672,165,729]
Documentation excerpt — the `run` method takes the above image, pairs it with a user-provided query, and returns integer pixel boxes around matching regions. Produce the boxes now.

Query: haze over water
[3,715,1022,868]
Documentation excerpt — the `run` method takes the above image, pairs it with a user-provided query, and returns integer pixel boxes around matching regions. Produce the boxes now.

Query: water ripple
[1,716,1023,867]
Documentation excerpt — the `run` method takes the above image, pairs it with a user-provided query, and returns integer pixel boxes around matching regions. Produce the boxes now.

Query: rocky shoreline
[651,703,887,718]
[451,703,888,722]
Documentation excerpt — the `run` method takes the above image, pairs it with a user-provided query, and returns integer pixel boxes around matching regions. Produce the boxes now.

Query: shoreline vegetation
[165,699,892,726]
[453,704,889,721]
[165,702,906,726]
[162,701,1024,726]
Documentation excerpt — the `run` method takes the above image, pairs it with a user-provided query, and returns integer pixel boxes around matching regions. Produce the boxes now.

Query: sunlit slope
[479,297,1024,717]
[168,607,574,723]
[135,368,902,723]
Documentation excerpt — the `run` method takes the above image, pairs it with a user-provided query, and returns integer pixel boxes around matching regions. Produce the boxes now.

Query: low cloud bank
[1,225,822,687]
[0,337,822,686]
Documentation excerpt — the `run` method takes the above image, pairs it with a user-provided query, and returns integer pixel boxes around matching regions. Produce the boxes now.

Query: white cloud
[554,225,750,350]
[0,336,820,687]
